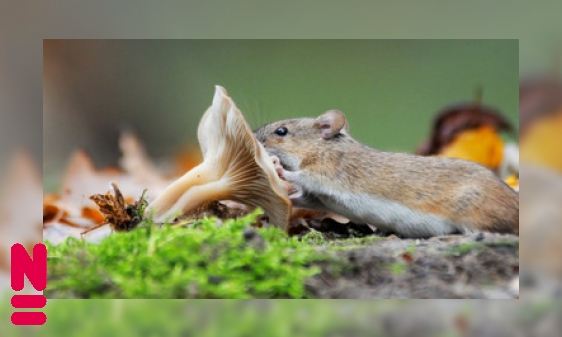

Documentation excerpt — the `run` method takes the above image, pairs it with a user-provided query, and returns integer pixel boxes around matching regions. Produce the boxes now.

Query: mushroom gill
[144,86,291,231]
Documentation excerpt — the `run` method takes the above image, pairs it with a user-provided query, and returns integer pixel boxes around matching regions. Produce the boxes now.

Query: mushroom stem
[145,163,221,221]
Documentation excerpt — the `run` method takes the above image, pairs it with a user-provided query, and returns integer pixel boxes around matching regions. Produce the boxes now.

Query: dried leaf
[416,102,514,158]
[438,125,505,170]
[58,150,145,207]
[44,150,152,242]
[81,206,105,224]
[43,201,63,225]
[89,182,147,232]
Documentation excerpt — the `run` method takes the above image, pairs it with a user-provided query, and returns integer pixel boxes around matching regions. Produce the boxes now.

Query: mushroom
[144,86,291,231]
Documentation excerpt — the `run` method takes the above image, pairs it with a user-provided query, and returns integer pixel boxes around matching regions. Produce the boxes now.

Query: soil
[304,232,519,299]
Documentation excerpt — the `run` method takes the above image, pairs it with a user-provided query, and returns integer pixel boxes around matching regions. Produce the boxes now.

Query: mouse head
[254,110,349,170]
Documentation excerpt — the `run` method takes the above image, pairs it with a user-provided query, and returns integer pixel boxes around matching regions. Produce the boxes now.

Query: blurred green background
[43,40,518,190]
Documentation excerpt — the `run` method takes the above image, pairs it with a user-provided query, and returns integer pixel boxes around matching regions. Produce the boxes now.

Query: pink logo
[10,243,47,325]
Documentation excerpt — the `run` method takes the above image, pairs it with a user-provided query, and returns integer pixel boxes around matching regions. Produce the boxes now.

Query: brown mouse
[254,110,519,238]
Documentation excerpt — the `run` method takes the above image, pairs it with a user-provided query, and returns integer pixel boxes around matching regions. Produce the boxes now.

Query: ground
[45,206,518,299]
[305,232,518,299]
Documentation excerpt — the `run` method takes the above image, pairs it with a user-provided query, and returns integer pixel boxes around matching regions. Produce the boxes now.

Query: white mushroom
[145,86,291,231]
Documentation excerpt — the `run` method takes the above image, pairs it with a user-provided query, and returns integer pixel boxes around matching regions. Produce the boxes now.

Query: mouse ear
[316,110,348,139]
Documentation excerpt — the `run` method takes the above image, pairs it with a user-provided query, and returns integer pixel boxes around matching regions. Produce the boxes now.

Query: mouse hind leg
[451,181,519,234]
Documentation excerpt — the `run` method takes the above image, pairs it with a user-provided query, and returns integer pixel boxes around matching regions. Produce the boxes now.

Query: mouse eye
[274,126,288,136]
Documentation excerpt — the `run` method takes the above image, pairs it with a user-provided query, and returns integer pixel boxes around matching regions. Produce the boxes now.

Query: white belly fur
[319,192,459,238]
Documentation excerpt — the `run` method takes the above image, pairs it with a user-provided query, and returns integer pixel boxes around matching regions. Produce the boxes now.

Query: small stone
[243,227,265,250]
[243,227,258,240]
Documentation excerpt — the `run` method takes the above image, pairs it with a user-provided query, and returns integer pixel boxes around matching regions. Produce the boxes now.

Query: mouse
[254,109,519,238]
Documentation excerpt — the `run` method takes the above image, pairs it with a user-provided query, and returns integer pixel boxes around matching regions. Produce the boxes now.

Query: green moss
[46,209,323,299]
[300,230,327,244]
[388,262,407,275]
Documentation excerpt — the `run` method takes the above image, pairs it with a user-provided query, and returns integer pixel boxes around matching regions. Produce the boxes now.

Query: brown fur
[254,111,519,236]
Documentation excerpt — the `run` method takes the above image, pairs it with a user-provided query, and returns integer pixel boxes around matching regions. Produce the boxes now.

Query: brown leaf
[89,182,147,232]
[43,202,62,225]
[416,102,514,157]
[44,149,151,242]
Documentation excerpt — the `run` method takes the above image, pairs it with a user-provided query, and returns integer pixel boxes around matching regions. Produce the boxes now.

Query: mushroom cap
[203,86,291,229]
[146,86,291,230]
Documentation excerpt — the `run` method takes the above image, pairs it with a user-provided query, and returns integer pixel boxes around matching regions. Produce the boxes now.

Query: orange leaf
[81,206,105,224]
[439,125,504,170]
[504,174,519,190]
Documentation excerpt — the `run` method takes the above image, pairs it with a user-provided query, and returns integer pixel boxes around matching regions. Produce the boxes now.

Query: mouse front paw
[270,155,285,178]
[270,155,296,181]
